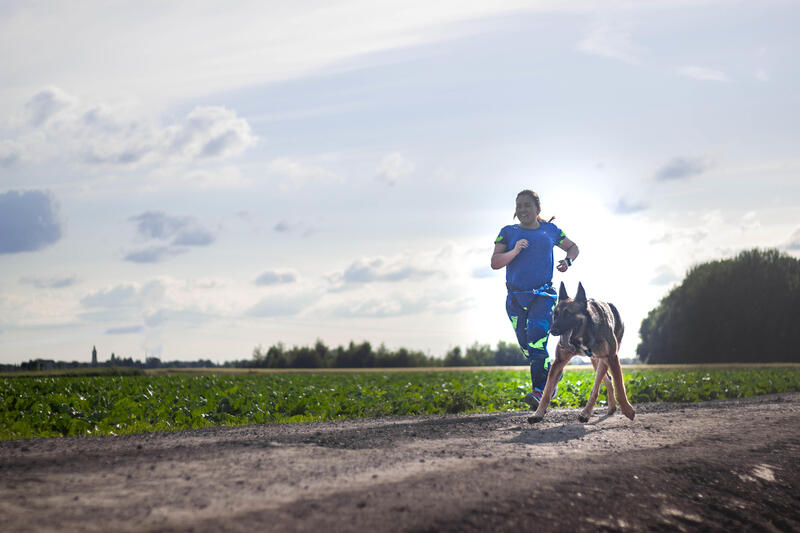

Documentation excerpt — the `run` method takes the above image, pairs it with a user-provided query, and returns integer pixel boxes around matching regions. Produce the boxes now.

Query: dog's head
[551,282,591,352]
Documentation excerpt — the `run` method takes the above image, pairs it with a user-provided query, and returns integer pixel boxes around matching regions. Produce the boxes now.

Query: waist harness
[506,282,557,311]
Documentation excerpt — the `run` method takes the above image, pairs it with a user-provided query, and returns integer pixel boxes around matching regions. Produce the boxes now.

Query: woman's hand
[556,238,578,273]
[491,240,528,270]
[513,239,529,253]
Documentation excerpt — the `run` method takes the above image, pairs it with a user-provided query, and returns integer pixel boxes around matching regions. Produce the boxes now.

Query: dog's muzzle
[557,329,581,354]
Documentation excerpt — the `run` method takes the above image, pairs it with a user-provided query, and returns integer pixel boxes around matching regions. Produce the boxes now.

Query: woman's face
[515,195,540,225]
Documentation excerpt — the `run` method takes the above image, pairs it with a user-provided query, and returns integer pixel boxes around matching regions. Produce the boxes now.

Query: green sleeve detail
[557,231,566,245]
[495,235,504,243]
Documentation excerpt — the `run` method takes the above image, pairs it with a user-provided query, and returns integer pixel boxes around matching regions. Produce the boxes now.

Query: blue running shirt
[495,222,566,290]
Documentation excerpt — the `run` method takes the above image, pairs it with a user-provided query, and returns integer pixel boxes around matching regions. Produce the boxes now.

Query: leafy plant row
[2,368,799,439]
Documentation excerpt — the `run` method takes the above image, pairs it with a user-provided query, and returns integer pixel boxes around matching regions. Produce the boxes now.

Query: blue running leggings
[505,289,556,392]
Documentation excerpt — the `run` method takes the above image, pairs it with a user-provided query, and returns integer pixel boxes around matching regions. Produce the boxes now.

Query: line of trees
[637,248,800,364]
[2,340,534,373]
[235,339,532,369]
[9,356,217,373]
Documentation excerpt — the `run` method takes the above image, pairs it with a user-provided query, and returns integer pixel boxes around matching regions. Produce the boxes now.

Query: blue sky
[1,1,798,364]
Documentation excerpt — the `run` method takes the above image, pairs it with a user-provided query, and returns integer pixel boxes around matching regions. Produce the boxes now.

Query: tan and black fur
[528,282,635,424]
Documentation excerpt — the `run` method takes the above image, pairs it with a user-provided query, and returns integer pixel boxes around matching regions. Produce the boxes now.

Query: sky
[1,0,799,365]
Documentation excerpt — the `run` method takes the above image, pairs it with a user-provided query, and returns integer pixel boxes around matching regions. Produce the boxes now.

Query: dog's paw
[527,414,544,424]
[622,405,636,420]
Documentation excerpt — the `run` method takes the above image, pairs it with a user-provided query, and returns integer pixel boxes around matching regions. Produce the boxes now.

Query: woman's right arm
[491,240,527,270]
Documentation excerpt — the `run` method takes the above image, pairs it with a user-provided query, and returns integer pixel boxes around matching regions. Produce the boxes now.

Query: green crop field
[2,366,800,440]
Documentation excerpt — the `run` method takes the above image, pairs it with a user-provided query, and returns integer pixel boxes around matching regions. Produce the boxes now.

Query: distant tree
[493,340,528,365]
[251,345,267,367]
[443,346,465,366]
[292,346,322,368]
[637,248,800,363]
[333,341,375,368]
[312,339,331,367]
[464,342,494,366]
[265,343,288,368]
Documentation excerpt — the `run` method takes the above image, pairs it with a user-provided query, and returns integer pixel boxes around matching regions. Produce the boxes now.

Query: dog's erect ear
[575,282,587,302]
[559,281,569,301]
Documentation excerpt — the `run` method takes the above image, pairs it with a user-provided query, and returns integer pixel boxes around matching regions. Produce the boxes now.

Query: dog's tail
[609,303,624,343]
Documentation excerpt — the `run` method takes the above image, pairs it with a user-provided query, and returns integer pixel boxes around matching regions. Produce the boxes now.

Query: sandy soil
[1,393,799,532]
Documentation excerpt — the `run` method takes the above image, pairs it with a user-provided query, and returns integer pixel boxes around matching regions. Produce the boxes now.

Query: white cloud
[786,228,800,251]
[3,88,256,171]
[269,157,341,186]
[80,283,145,310]
[654,156,711,181]
[143,308,214,328]
[676,65,731,82]
[0,189,63,254]
[320,285,476,319]
[577,22,643,65]
[25,86,76,126]
[273,220,318,238]
[649,228,709,246]
[613,198,648,215]
[20,275,80,289]
[125,211,215,263]
[105,325,144,335]
[124,246,189,264]
[328,254,439,290]
[246,291,315,318]
[78,277,242,332]
[131,211,194,241]
[0,140,22,167]
[376,153,415,186]
[0,2,547,115]
[164,106,256,161]
[740,211,760,231]
[254,269,298,286]
[701,209,724,227]
[326,294,430,318]
[649,265,679,286]
[0,291,80,328]
[472,266,499,279]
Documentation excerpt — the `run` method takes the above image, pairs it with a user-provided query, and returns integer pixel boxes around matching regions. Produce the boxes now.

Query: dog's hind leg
[603,364,616,415]
[604,372,616,415]
[579,357,608,423]
[607,349,635,420]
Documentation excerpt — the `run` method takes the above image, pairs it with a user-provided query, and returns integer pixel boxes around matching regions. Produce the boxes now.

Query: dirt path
[2,393,799,532]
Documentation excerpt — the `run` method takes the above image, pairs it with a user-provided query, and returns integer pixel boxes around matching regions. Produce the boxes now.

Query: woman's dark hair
[515,189,555,223]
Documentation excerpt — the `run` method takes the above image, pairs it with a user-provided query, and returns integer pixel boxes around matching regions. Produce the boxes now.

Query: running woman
[491,189,579,409]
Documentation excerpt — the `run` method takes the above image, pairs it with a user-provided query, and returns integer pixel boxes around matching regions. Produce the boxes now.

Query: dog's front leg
[528,346,572,424]
[607,350,635,420]
[579,357,608,423]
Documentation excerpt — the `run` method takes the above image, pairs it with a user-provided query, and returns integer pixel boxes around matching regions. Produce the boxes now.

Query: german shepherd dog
[528,282,636,424]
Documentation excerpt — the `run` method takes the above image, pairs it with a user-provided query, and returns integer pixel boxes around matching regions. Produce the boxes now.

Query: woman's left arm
[556,237,579,272]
